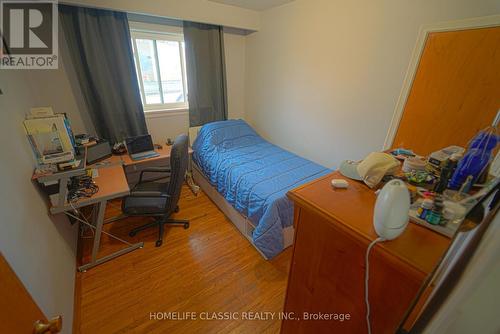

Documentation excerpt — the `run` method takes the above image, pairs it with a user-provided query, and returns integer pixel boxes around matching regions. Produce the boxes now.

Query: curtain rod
[58,1,253,35]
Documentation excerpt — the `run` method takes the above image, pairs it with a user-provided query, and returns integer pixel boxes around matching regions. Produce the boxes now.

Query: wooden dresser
[282,171,449,334]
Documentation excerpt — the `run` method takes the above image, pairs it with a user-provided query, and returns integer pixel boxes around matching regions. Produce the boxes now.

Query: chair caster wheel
[129,231,136,237]
[155,240,163,247]
[174,206,180,213]
[184,223,189,229]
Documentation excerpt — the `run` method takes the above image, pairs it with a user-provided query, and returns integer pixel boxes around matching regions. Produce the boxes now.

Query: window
[131,30,188,111]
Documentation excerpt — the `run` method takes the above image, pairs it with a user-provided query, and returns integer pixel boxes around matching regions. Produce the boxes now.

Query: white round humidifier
[373,179,410,240]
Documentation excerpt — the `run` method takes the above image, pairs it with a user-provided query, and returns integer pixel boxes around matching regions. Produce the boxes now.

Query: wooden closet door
[392,26,500,156]
[0,253,50,333]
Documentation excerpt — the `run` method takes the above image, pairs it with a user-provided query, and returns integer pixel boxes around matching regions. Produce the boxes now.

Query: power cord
[365,237,385,334]
[67,175,99,201]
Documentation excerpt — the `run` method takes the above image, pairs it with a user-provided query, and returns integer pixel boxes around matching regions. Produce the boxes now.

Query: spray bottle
[449,111,499,190]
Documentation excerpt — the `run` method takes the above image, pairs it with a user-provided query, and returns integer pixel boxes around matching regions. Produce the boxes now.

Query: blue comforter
[193,120,330,258]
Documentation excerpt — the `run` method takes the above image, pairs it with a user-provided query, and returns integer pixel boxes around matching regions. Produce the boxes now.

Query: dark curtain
[183,21,228,127]
[59,5,147,143]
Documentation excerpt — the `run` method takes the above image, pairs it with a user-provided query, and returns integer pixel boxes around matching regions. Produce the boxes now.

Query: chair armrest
[138,167,171,184]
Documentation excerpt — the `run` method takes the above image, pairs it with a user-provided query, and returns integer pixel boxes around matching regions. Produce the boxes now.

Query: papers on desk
[58,159,81,171]
[90,168,99,178]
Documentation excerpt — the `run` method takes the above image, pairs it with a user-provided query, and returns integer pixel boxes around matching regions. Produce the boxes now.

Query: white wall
[0,70,79,333]
[423,212,500,334]
[225,32,246,120]
[144,31,247,145]
[63,0,260,31]
[24,48,91,136]
[244,0,500,168]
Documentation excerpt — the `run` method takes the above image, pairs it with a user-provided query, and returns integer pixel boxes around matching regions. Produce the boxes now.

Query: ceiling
[209,0,295,11]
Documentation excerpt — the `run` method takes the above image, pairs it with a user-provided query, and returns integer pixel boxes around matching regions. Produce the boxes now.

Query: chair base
[129,218,189,247]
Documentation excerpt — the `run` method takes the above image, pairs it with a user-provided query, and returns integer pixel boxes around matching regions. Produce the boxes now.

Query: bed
[191,120,331,258]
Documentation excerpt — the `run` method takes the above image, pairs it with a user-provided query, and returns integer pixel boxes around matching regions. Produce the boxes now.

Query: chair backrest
[166,134,189,212]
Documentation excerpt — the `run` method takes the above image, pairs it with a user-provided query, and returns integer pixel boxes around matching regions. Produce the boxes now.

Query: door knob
[33,316,62,334]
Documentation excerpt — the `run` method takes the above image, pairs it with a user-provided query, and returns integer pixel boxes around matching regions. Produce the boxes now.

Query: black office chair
[122,134,190,247]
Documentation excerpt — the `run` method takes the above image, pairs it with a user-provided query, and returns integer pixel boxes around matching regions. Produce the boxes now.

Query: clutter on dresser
[390,148,415,159]
[339,114,499,239]
[426,145,465,175]
[449,126,498,189]
[339,152,400,188]
[331,179,349,189]
[373,179,411,240]
[402,156,426,172]
[406,120,498,237]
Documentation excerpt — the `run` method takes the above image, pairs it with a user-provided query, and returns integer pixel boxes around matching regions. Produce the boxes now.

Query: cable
[67,201,134,247]
[67,175,99,202]
[365,237,385,334]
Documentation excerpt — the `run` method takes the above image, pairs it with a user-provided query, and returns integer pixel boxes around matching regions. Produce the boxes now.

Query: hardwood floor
[75,186,292,334]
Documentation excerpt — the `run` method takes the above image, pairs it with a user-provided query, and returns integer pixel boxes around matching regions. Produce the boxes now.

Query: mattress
[192,119,331,258]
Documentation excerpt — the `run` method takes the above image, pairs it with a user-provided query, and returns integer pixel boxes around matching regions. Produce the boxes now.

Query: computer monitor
[86,140,112,165]
[126,134,154,154]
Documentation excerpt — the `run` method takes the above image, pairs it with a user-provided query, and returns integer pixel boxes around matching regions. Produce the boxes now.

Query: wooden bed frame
[189,126,294,259]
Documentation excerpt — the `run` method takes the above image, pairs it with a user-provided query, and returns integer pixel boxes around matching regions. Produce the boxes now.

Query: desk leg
[78,200,144,272]
[90,200,105,262]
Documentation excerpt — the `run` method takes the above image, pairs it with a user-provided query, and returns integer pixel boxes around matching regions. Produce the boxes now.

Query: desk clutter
[27,108,167,206]
[339,122,499,238]
[24,108,183,271]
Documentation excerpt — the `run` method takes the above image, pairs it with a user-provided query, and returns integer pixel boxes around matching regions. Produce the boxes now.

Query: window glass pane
[181,41,188,100]
[157,40,185,103]
[136,39,161,104]
[131,39,144,104]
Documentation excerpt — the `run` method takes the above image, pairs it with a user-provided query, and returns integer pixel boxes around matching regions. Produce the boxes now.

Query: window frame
[130,29,189,112]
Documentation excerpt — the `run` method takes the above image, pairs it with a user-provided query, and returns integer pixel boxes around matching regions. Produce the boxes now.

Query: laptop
[125,134,160,161]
